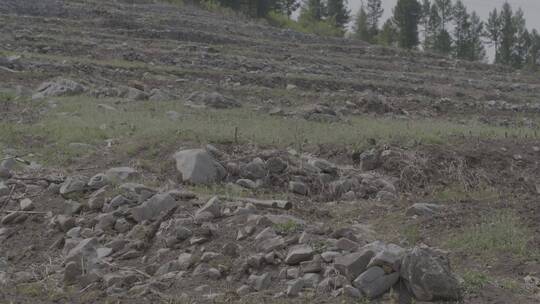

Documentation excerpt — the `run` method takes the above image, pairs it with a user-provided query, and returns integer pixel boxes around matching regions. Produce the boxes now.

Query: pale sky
[349,0,540,32]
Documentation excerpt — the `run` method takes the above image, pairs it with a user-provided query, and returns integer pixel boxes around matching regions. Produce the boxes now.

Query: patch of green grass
[461,270,491,294]
[2,96,539,166]
[447,211,534,258]
[431,184,500,203]
[273,220,301,235]
[403,224,421,245]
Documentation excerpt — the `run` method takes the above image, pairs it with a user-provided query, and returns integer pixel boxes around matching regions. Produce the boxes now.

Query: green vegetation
[273,220,302,235]
[447,210,534,258]
[430,184,500,203]
[2,96,540,166]
[461,270,491,294]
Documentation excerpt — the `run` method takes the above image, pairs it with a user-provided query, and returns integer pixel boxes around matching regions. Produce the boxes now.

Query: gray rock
[59,176,88,197]
[289,181,308,196]
[302,273,321,288]
[32,78,85,99]
[336,237,360,252]
[0,182,10,196]
[360,149,380,171]
[64,261,81,285]
[334,249,375,280]
[266,157,288,174]
[174,149,225,185]
[248,272,271,291]
[400,246,462,301]
[126,87,148,101]
[105,167,138,183]
[353,266,399,299]
[236,178,258,189]
[175,226,193,241]
[19,198,34,211]
[188,91,239,109]
[285,245,314,265]
[406,203,444,217]
[88,187,108,210]
[236,284,250,296]
[307,157,337,174]
[321,251,341,263]
[65,238,99,270]
[343,285,363,298]
[130,193,177,222]
[195,196,221,218]
[367,243,406,272]
[240,158,267,180]
[286,279,304,297]
[177,253,193,270]
[87,173,110,189]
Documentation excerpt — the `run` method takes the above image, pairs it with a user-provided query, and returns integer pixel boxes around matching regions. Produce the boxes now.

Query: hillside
[1,1,540,303]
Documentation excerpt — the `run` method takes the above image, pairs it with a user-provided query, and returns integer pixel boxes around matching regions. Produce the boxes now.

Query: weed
[447,211,534,258]
[273,220,301,235]
[461,270,491,294]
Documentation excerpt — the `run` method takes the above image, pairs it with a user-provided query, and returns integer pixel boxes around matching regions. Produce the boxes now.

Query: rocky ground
[1,0,540,303]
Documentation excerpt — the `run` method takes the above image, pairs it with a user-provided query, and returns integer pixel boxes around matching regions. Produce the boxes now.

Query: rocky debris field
[2,0,540,303]
[0,146,463,303]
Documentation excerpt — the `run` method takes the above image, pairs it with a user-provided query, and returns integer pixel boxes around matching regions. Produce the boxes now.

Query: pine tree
[434,0,452,31]
[424,4,440,51]
[511,8,528,68]
[431,0,453,54]
[298,0,325,22]
[484,8,501,57]
[420,0,431,47]
[467,11,486,61]
[274,0,300,17]
[497,2,515,65]
[528,30,540,70]
[452,0,469,59]
[366,0,384,40]
[353,5,370,41]
[326,0,350,30]
[393,0,422,49]
[377,19,398,46]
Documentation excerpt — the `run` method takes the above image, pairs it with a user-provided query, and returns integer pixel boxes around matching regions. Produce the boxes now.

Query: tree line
[353,0,539,69]
[193,0,540,70]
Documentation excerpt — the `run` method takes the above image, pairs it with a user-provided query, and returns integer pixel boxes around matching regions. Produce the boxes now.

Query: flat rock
[131,193,176,222]
[285,245,314,265]
[353,266,399,299]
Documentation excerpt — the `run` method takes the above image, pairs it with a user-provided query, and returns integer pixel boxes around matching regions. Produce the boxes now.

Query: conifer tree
[353,5,370,41]
[393,0,422,49]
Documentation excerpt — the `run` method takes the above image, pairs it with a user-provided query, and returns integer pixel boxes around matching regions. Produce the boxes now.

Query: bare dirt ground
[1,0,540,303]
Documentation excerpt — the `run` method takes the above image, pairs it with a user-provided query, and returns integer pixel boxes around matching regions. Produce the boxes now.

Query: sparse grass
[403,224,421,245]
[447,210,535,258]
[461,270,491,294]
[273,220,301,235]
[430,184,500,203]
[2,96,540,166]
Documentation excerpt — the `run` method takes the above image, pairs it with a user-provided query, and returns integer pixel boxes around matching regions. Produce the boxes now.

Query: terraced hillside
[1,0,540,303]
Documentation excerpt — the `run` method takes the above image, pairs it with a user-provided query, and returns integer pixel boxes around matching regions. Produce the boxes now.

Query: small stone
[236,284,250,296]
[285,245,314,265]
[336,237,360,252]
[343,285,362,298]
[286,279,304,297]
[248,273,271,291]
[353,266,399,299]
[289,181,308,196]
[64,261,81,285]
[196,196,221,218]
[19,198,34,211]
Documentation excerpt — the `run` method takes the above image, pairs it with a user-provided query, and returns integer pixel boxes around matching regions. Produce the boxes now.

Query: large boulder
[400,246,462,301]
[32,78,85,99]
[174,149,226,185]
